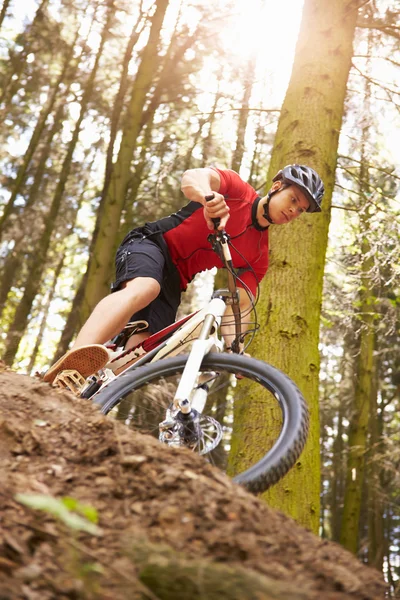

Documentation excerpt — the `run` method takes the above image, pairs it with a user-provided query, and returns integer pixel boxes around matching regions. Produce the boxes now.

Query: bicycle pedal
[53,369,87,395]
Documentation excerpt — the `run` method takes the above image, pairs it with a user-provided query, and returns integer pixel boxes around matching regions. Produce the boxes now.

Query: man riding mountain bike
[43,164,324,384]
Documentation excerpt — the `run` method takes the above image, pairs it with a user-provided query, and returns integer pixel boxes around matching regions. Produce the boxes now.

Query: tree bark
[228,0,360,532]
[0,0,11,30]
[103,6,146,198]
[248,122,268,189]
[367,360,384,570]
[231,56,256,173]
[330,401,345,542]
[340,221,376,553]
[202,79,223,164]
[51,273,87,362]
[26,254,65,373]
[0,250,23,319]
[340,27,376,554]
[121,119,155,238]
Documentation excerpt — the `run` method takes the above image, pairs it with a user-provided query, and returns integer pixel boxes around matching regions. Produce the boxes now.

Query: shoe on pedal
[43,344,110,384]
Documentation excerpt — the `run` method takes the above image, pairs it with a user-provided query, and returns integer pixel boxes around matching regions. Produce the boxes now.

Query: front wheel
[92,353,309,494]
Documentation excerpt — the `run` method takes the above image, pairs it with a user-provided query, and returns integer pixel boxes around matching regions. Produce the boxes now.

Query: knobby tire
[92,353,309,494]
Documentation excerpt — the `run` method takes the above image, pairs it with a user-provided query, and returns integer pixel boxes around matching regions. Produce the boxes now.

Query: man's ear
[270,180,282,193]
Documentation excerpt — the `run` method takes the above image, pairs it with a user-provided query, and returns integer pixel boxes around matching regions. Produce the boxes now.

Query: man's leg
[72,277,160,348]
[43,277,160,383]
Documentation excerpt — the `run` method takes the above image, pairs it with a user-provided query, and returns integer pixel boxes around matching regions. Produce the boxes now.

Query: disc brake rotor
[159,414,223,455]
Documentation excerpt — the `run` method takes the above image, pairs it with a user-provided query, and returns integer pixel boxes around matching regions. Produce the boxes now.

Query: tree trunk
[0,250,23,319]
[329,331,356,542]
[59,1,170,348]
[0,100,67,314]
[52,274,87,362]
[330,402,344,542]
[2,2,115,365]
[0,0,11,30]
[228,0,359,532]
[26,254,65,373]
[124,28,199,215]
[340,249,375,550]
[340,29,376,554]
[0,25,82,238]
[38,145,96,365]
[51,13,148,359]
[383,508,395,591]
[77,9,198,332]
[134,27,200,202]
[367,360,384,571]
[179,117,206,173]
[339,250,374,550]
[202,79,223,164]
[121,120,155,238]
[248,122,267,188]
[103,8,146,197]
[231,56,256,173]
[79,0,170,324]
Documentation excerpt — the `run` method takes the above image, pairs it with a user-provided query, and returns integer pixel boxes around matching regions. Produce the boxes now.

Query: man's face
[265,182,311,225]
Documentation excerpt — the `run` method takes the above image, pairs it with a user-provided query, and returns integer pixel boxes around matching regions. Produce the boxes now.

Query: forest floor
[0,363,387,600]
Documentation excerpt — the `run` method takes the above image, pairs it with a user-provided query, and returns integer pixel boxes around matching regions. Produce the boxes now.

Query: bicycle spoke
[94,352,309,493]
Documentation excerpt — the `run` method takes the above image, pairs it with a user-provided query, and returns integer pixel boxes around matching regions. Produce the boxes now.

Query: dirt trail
[0,366,386,599]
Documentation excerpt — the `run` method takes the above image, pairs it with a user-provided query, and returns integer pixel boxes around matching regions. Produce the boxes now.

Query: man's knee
[122,277,161,303]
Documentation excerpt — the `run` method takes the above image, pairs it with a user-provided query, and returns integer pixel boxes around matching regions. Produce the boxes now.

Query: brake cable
[205,194,242,354]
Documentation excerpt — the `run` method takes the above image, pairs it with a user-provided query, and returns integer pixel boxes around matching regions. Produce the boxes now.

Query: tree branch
[351,62,400,97]
[338,155,400,182]
[353,54,400,69]
[356,18,400,41]
[194,107,281,116]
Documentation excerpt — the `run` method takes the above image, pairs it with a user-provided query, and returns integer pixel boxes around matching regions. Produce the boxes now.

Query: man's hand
[203,192,230,230]
[181,168,229,229]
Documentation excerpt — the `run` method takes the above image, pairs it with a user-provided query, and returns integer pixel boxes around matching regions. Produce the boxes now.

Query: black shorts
[111,234,181,334]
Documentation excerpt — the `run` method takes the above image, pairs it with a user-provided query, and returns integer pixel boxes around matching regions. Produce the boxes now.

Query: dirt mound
[0,367,386,599]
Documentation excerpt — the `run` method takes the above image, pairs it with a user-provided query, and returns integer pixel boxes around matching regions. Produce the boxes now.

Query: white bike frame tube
[151,299,223,363]
[173,297,226,408]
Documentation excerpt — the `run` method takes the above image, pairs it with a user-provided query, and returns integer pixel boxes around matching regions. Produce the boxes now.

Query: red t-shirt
[142,168,269,297]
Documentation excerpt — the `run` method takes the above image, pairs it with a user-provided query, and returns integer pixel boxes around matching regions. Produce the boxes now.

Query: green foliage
[15,493,102,536]
[319,10,400,576]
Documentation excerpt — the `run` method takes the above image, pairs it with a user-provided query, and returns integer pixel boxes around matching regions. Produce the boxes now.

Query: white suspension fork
[173,297,226,413]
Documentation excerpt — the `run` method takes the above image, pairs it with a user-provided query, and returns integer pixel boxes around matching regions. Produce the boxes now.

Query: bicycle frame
[89,293,227,399]
[87,230,243,415]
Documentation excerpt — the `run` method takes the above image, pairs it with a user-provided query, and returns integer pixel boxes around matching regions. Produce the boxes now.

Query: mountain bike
[56,215,309,495]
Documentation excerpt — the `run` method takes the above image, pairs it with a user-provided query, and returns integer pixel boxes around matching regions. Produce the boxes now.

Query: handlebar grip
[205,194,220,230]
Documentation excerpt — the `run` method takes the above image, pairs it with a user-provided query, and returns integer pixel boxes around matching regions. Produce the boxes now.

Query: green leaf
[15,493,101,536]
[62,496,99,524]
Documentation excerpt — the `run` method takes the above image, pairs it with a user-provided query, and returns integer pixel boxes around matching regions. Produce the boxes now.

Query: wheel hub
[159,412,223,455]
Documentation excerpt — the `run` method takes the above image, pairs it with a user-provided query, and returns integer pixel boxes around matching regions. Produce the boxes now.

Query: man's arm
[181,167,230,230]
[220,288,253,353]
